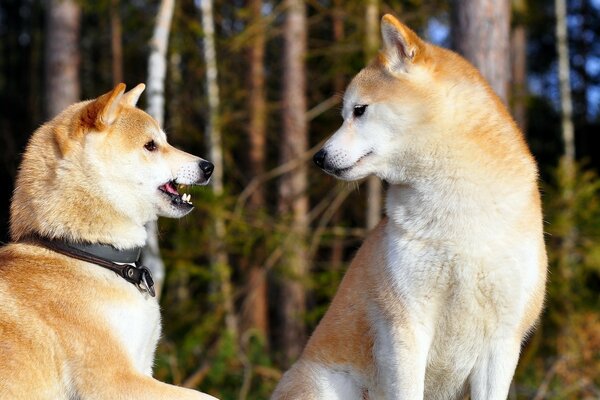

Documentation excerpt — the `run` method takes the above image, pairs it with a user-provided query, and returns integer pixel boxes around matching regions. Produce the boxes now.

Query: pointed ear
[380,14,424,73]
[121,83,145,107]
[81,83,126,130]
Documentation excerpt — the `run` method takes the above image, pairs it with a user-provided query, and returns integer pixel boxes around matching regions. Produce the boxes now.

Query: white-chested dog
[0,84,217,399]
[272,15,546,400]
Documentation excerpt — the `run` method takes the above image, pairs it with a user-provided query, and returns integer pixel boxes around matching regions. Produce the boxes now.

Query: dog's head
[74,83,213,220]
[313,14,503,185]
[10,84,212,246]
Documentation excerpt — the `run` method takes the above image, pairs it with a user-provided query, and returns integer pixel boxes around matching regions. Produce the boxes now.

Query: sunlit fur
[273,14,546,400]
[0,84,216,399]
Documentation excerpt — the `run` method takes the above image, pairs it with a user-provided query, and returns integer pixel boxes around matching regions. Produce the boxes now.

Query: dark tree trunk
[330,0,345,270]
[45,0,81,119]
[110,0,123,85]
[510,0,528,132]
[365,0,382,231]
[276,0,308,366]
[241,0,270,342]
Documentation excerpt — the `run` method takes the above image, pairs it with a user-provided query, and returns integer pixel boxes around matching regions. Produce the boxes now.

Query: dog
[272,14,547,400]
[0,84,217,399]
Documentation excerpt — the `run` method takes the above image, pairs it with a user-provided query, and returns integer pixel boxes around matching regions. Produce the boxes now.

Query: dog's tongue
[164,182,179,195]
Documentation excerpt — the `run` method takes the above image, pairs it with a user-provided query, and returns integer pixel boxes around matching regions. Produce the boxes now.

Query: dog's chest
[102,291,162,375]
[384,228,535,320]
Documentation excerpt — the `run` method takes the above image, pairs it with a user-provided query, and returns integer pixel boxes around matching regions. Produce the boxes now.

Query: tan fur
[1,84,216,399]
[273,15,546,400]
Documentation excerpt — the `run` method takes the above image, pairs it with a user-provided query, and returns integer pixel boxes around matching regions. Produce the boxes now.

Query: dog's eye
[144,140,157,152]
[353,104,368,118]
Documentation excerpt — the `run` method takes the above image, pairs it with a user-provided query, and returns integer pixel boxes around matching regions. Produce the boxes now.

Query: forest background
[1,0,599,398]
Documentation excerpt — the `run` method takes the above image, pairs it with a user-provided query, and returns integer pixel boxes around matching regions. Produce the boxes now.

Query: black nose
[199,160,214,178]
[313,149,327,168]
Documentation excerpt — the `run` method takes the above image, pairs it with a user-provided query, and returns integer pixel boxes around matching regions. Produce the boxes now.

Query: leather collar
[26,235,155,297]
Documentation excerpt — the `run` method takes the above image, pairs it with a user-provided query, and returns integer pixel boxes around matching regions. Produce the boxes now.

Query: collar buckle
[136,266,156,297]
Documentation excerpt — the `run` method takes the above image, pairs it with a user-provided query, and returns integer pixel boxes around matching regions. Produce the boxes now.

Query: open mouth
[158,180,194,208]
[331,151,373,175]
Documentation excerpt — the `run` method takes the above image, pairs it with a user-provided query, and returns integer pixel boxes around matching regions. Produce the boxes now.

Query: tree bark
[110,0,123,85]
[510,0,528,133]
[451,0,511,103]
[330,0,345,269]
[510,24,527,132]
[365,0,382,230]
[240,0,269,342]
[198,0,238,338]
[45,0,81,119]
[332,0,345,93]
[277,0,308,366]
[555,0,576,310]
[143,0,175,297]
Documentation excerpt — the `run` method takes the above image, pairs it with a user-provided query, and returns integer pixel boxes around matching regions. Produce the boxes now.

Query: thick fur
[0,84,216,399]
[272,15,547,400]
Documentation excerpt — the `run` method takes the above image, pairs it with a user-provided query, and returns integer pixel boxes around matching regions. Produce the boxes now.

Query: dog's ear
[380,14,424,74]
[121,83,145,107]
[80,83,126,130]
[55,84,126,156]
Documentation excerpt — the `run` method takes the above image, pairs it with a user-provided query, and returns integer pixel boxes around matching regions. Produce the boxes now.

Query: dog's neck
[384,174,531,247]
[11,180,150,250]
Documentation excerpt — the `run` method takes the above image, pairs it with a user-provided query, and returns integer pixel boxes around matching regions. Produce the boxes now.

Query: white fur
[101,266,162,375]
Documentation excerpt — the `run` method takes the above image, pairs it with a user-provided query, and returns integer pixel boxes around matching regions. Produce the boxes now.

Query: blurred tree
[329,0,345,270]
[143,0,175,297]
[365,0,382,231]
[554,0,577,317]
[451,0,511,103]
[45,0,81,118]
[199,0,238,338]
[110,0,123,85]
[555,0,575,171]
[511,0,528,132]
[240,0,269,343]
[276,0,309,366]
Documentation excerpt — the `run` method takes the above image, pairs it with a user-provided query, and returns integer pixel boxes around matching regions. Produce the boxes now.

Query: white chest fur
[374,186,543,399]
[102,288,162,375]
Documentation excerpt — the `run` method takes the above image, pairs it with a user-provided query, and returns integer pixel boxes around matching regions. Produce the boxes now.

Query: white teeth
[182,193,192,203]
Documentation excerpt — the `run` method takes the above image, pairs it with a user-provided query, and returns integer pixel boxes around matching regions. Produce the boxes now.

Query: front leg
[469,336,521,400]
[78,370,218,400]
[373,315,432,400]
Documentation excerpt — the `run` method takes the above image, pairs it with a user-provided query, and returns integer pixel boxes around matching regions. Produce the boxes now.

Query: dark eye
[144,140,157,152]
[353,104,368,118]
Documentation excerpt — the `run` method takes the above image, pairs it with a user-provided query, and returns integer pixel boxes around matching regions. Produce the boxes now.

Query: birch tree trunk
[240,0,269,341]
[45,0,80,119]
[365,0,382,230]
[198,0,238,338]
[142,0,175,296]
[451,0,511,103]
[555,0,576,313]
[555,0,575,169]
[277,0,308,366]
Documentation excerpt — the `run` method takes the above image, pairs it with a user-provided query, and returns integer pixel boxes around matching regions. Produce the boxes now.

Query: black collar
[26,235,155,297]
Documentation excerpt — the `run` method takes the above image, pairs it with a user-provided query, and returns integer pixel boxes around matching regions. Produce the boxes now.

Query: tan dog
[272,15,546,400]
[0,84,217,399]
